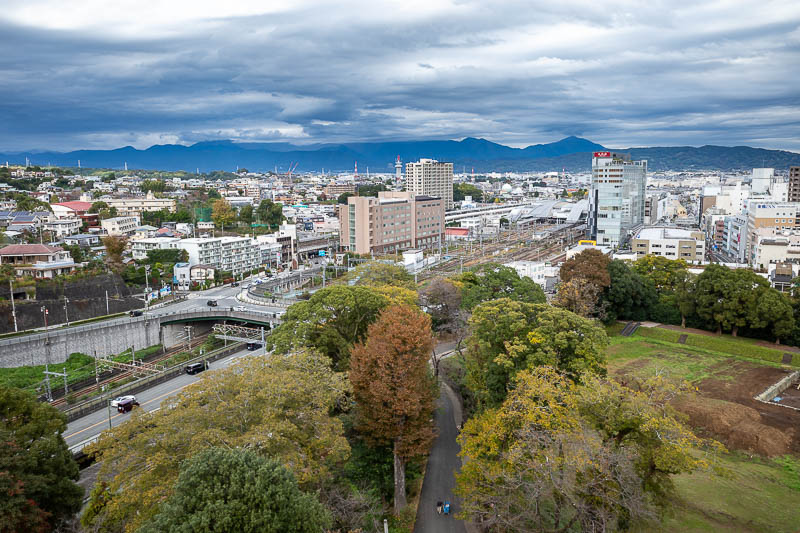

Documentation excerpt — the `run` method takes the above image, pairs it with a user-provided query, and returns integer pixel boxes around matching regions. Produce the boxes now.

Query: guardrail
[62,342,244,422]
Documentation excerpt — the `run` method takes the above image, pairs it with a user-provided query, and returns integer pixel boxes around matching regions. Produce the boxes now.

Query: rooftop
[636,227,700,240]
[0,244,63,255]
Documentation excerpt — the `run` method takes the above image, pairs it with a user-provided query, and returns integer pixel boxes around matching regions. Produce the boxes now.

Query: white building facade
[405,159,454,210]
[588,152,647,248]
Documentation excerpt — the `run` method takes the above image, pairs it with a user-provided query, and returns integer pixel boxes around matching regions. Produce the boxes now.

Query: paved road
[414,384,466,533]
[63,345,256,448]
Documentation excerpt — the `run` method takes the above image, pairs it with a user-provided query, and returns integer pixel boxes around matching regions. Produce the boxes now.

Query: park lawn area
[631,452,800,533]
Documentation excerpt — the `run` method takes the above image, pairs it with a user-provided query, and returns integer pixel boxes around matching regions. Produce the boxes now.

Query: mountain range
[2,136,799,173]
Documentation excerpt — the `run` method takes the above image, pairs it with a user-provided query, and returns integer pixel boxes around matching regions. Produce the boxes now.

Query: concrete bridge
[0,308,284,368]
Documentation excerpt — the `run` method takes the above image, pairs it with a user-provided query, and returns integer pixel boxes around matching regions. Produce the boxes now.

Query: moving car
[185,362,207,375]
[110,395,136,408]
[246,342,261,351]
[116,397,140,413]
[233,305,247,312]
[206,300,218,307]
[129,310,143,317]
[231,282,239,287]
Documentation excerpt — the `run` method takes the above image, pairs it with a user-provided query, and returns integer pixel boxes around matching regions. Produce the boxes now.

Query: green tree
[350,305,436,512]
[453,183,484,203]
[138,448,330,533]
[695,265,769,336]
[753,286,795,343]
[238,204,254,226]
[603,259,657,322]
[337,192,354,204]
[464,300,607,409]
[458,263,546,310]
[632,255,689,294]
[0,387,83,532]
[62,243,84,263]
[102,236,127,265]
[83,351,349,533]
[211,199,235,231]
[267,285,389,370]
[256,199,284,229]
[88,201,109,214]
[345,261,416,290]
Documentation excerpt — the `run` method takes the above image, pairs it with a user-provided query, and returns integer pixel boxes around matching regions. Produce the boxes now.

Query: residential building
[106,192,176,217]
[175,236,260,275]
[173,262,216,289]
[722,214,748,263]
[789,167,800,203]
[44,218,81,238]
[338,191,445,255]
[0,244,76,278]
[630,227,705,264]
[323,183,356,197]
[131,237,180,261]
[745,201,800,264]
[405,159,454,209]
[588,151,647,248]
[63,234,100,248]
[101,216,140,236]
[504,260,559,292]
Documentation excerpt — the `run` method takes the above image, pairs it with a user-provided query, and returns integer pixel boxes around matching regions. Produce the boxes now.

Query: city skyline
[2,0,799,153]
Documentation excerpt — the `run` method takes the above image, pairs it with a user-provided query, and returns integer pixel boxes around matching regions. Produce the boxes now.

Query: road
[414,384,466,533]
[63,345,255,449]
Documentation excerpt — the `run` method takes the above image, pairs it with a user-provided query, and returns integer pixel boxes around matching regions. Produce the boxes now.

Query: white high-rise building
[588,151,647,248]
[405,158,454,209]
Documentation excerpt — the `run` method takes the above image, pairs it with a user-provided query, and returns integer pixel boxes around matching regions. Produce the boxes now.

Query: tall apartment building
[176,236,261,275]
[789,167,800,203]
[744,201,800,264]
[405,159,454,210]
[588,151,647,248]
[631,227,705,264]
[338,191,444,255]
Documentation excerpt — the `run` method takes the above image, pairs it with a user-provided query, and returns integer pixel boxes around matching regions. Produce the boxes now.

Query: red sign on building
[593,151,611,158]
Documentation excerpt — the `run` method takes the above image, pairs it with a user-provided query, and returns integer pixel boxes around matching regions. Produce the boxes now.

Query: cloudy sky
[2,0,799,152]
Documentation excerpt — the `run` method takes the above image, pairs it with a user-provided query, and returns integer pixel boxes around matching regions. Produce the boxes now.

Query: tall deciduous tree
[211,198,235,231]
[559,248,612,288]
[83,351,349,533]
[603,259,657,322]
[345,261,416,290]
[138,448,330,533]
[0,387,83,532]
[102,235,127,266]
[238,203,254,226]
[267,285,389,370]
[350,305,437,512]
[459,263,546,310]
[256,199,285,228]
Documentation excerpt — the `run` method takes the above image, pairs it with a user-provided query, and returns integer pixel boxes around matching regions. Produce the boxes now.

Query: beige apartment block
[405,159,454,210]
[338,191,444,255]
[631,227,705,263]
[106,191,176,217]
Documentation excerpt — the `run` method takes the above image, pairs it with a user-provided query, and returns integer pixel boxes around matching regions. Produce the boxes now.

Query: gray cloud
[0,0,798,152]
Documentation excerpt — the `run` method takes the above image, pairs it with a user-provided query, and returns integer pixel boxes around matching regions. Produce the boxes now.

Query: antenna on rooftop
[354,161,358,178]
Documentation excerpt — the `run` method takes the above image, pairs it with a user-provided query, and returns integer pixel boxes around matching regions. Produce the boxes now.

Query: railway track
[49,336,209,408]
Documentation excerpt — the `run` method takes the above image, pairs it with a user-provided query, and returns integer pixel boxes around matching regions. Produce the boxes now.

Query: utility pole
[144,265,151,311]
[105,289,110,314]
[9,279,17,332]
[63,296,70,326]
[40,305,48,329]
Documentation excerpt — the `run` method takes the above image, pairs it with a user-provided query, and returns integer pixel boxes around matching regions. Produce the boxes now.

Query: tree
[0,387,83,532]
[62,244,84,264]
[553,277,606,318]
[138,448,330,533]
[256,199,284,228]
[694,265,769,336]
[459,263,546,310]
[464,300,607,409]
[267,285,389,370]
[211,199,235,231]
[350,305,437,512]
[453,183,484,203]
[238,203,254,226]
[632,256,689,294]
[559,248,611,288]
[83,351,349,533]
[345,261,416,290]
[337,192,354,204]
[419,277,465,333]
[753,286,795,343]
[603,259,657,322]
[101,236,127,266]
[457,368,721,531]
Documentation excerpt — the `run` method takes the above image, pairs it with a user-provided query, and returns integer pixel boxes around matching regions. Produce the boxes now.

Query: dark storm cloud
[1,0,798,152]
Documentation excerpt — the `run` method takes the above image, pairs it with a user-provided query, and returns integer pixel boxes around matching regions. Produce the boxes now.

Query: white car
[233,305,247,312]
[110,395,136,408]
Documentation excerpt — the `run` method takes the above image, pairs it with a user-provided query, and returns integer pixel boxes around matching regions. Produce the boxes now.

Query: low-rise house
[44,218,82,238]
[0,244,76,278]
[63,234,101,248]
[101,216,140,237]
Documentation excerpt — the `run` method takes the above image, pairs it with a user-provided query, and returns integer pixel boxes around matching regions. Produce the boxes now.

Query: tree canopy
[138,448,330,533]
[345,261,416,290]
[350,305,437,511]
[83,351,349,533]
[256,200,284,229]
[211,199,235,230]
[267,285,389,370]
[0,387,82,532]
[458,263,546,310]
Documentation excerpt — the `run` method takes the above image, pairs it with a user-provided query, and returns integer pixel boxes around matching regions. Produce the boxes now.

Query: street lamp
[40,305,48,329]
[144,265,151,310]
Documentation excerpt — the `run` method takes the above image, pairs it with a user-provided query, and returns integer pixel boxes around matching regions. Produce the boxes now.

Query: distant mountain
[1,137,798,173]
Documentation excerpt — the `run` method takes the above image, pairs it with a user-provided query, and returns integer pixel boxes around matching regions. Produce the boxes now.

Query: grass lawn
[632,452,800,533]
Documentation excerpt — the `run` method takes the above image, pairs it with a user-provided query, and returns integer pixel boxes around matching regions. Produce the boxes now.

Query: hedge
[636,327,797,367]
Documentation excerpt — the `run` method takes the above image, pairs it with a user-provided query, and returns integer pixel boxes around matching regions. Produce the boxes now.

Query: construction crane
[286,162,299,178]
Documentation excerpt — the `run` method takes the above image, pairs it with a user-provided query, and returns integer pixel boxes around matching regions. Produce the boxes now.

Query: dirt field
[610,343,800,456]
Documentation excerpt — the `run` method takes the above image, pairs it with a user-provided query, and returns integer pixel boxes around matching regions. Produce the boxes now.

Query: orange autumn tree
[350,304,437,512]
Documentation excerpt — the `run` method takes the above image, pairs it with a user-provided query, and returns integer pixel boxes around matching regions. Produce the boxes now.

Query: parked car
[231,281,239,287]
[246,342,261,351]
[233,305,247,312]
[185,362,207,375]
[110,395,136,408]
[129,310,143,317]
[206,300,218,307]
[116,397,140,413]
